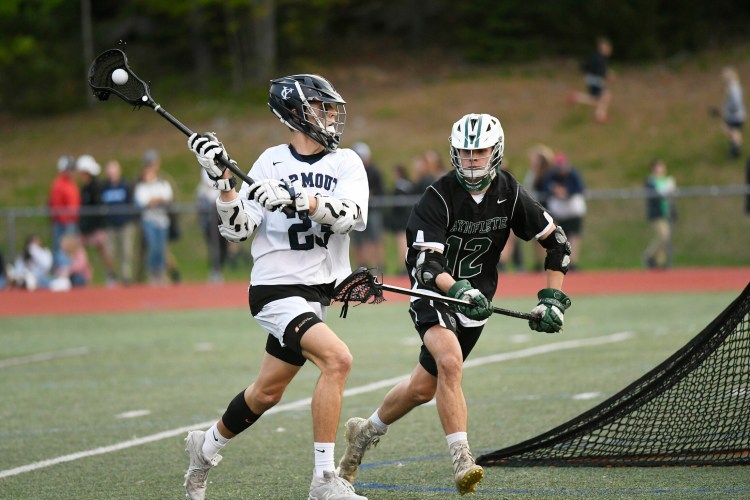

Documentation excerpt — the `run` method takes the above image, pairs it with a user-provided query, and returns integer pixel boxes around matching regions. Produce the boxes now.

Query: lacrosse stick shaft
[148,102,254,186]
[378,283,535,321]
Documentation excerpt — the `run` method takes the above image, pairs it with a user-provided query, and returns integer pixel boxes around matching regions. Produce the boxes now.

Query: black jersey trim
[288,144,328,165]
[249,282,335,316]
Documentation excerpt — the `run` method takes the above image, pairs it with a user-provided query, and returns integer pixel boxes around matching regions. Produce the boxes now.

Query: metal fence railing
[2,184,749,276]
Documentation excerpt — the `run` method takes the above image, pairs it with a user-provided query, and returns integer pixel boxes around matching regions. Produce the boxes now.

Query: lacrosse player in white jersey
[183,74,369,500]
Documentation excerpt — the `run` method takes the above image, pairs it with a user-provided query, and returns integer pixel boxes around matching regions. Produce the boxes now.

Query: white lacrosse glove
[216,197,255,243]
[219,223,249,243]
[247,179,309,218]
[188,132,233,180]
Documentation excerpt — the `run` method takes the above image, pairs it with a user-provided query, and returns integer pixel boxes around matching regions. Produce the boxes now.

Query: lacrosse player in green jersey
[338,113,572,495]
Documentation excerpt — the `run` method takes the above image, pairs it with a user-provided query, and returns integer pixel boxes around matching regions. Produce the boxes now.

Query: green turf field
[1,291,748,499]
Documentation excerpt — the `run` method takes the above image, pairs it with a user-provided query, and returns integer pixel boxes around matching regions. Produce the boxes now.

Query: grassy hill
[2,44,749,280]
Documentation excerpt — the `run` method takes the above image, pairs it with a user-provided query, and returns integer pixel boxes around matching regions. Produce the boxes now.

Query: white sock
[202,424,230,460]
[369,409,389,434]
[446,431,468,448]
[313,442,336,477]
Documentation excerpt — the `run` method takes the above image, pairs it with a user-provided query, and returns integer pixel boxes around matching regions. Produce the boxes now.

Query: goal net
[477,283,750,467]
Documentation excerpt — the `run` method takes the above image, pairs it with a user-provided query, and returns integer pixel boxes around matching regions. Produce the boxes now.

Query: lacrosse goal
[477,283,750,467]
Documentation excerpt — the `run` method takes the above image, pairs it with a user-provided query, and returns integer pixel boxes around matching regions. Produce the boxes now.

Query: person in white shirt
[11,234,53,290]
[134,152,173,285]
[183,74,369,500]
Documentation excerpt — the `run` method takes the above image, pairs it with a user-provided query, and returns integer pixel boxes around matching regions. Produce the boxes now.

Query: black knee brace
[221,390,262,435]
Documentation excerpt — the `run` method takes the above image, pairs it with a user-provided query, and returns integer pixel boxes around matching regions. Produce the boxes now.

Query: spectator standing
[388,163,415,271]
[195,169,227,283]
[134,151,174,285]
[76,154,117,285]
[412,154,430,194]
[523,144,555,271]
[48,155,80,272]
[567,36,614,124]
[720,66,746,159]
[415,149,447,194]
[523,144,555,206]
[643,159,677,269]
[0,249,6,290]
[543,153,587,271]
[101,159,136,285]
[351,142,385,271]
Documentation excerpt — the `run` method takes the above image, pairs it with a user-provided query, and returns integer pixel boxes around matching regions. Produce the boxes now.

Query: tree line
[1,0,748,114]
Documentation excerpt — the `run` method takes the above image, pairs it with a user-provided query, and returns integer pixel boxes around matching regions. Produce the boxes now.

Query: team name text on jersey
[287,172,338,191]
[450,217,508,234]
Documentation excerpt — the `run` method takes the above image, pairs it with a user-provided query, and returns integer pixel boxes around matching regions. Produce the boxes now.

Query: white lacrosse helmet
[449,113,504,191]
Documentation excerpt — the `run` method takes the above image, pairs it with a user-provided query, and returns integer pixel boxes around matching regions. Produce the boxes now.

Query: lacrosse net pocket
[332,267,386,318]
[88,48,152,105]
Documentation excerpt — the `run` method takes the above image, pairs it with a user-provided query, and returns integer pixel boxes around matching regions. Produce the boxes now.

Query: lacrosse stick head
[88,49,153,107]
[332,267,386,318]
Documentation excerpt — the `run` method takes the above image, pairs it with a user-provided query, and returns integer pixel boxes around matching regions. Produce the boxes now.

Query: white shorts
[253,296,328,347]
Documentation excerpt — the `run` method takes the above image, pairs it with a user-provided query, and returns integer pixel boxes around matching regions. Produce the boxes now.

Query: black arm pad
[415,249,447,291]
[539,226,571,274]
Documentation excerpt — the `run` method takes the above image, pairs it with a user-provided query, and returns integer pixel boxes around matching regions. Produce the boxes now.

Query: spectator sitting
[54,234,93,289]
[8,234,54,291]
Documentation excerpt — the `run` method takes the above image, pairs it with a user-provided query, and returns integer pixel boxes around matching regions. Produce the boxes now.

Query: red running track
[0,267,748,318]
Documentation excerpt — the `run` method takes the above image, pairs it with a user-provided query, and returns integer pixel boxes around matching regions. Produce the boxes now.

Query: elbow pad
[415,249,446,291]
[540,226,571,274]
[309,195,361,234]
[216,196,256,242]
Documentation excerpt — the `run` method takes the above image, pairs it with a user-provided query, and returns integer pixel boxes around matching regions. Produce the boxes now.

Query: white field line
[0,347,89,368]
[0,332,632,479]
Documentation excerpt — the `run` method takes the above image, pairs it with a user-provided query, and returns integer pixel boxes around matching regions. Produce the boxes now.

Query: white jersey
[238,144,369,287]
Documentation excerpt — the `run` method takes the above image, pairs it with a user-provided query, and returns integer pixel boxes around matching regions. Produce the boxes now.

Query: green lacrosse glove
[447,279,493,321]
[529,288,572,333]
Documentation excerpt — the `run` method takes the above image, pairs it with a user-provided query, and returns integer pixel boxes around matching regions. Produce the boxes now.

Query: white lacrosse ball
[112,68,129,85]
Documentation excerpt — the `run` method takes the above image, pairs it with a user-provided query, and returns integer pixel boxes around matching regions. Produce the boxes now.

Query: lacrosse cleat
[450,442,484,495]
[338,417,385,484]
[308,470,368,500]
[184,430,223,500]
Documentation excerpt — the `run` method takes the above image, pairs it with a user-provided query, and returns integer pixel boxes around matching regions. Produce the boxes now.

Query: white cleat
[184,430,223,500]
[337,417,384,484]
[308,470,368,500]
[450,442,484,495]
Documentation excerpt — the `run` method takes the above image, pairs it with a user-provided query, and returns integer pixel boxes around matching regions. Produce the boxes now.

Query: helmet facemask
[449,113,504,192]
